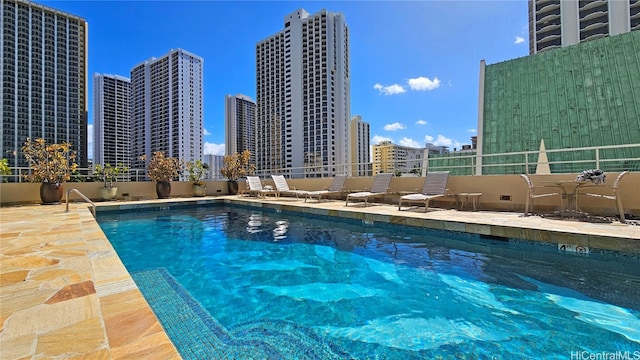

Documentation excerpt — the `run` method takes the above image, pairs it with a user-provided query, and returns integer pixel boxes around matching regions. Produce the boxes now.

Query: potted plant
[143,151,182,199]
[94,163,128,201]
[220,150,255,195]
[0,158,11,183]
[186,160,209,197]
[21,138,78,204]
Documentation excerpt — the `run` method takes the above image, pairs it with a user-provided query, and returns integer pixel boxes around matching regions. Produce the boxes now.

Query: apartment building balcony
[578,0,607,12]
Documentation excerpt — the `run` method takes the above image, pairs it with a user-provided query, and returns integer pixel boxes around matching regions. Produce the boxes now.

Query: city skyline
[38,0,530,159]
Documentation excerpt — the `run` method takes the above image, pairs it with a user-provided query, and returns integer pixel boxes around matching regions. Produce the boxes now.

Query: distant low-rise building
[372,141,425,176]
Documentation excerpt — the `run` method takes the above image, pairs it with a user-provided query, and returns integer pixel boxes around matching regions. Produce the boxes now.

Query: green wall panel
[482,30,640,174]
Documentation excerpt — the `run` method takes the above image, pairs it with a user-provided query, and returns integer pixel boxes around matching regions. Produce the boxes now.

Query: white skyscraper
[350,115,370,176]
[129,49,204,171]
[93,73,130,168]
[529,0,640,54]
[256,9,350,178]
[225,94,257,156]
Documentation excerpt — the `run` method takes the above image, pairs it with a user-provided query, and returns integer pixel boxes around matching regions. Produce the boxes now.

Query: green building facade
[478,30,640,174]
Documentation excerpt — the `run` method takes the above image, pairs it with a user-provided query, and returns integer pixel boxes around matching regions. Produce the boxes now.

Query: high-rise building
[225,94,256,156]
[528,0,640,54]
[350,115,370,176]
[372,141,425,175]
[93,74,130,169]
[256,9,350,178]
[203,154,224,180]
[129,49,204,172]
[2,0,88,169]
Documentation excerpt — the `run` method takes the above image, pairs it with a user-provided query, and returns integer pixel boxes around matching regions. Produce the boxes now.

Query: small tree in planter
[0,158,11,183]
[142,151,183,199]
[186,160,209,197]
[21,138,78,204]
[220,149,255,195]
[94,163,128,200]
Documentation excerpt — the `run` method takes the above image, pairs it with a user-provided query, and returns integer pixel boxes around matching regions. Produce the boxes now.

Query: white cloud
[384,122,406,131]
[203,128,212,136]
[433,134,453,147]
[374,83,406,95]
[399,137,421,148]
[371,135,393,145]
[408,76,441,91]
[204,142,225,155]
[87,124,93,160]
[467,128,477,134]
[424,135,434,143]
[415,119,427,126]
[514,36,525,44]
[428,134,462,150]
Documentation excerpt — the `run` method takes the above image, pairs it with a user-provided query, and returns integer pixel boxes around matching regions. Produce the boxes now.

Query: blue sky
[42,0,529,158]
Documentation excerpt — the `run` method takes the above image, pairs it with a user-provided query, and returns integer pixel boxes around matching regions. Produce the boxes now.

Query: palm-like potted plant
[21,138,78,204]
[143,151,183,199]
[220,150,255,195]
[94,163,128,201]
[186,160,209,197]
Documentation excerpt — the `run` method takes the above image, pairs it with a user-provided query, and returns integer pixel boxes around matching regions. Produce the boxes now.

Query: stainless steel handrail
[65,188,96,217]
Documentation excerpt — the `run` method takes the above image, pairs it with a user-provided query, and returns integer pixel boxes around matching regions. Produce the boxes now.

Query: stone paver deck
[1,196,638,359]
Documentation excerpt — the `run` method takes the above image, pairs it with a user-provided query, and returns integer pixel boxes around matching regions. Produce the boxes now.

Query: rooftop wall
[482,30,640,174]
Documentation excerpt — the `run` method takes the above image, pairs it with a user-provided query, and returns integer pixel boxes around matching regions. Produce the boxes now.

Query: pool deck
[1,195,638,359]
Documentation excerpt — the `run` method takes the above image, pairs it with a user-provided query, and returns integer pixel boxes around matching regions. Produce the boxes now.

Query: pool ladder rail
[65,188,96,217]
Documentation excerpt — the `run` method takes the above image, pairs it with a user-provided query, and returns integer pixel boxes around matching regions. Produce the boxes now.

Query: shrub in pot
[220,150,255,195]
[186,160,209,197]
[21,138,78,204]
[143,151,182,199]
[94,163,128,201]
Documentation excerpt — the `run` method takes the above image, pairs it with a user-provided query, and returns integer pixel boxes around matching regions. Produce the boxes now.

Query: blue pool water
[97,205,640,359]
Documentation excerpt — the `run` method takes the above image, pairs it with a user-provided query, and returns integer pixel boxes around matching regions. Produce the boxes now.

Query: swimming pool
[97,205,640,359]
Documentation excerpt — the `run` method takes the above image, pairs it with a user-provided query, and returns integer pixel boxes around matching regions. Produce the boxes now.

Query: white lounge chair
[345,173,393,207]
[245,176,276,198]
[271,175,309,200]
[398,171,450,212]
[305,174,348,202]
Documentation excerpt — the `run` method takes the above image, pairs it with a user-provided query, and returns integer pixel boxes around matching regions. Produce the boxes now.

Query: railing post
[595,148,600,169]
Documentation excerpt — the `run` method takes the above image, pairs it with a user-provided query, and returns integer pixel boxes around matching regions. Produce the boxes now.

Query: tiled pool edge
[0,204,181,359]
[93,196,640,255]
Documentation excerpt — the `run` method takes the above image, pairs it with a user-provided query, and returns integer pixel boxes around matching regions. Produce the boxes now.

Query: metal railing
[65,188,95,217]
[3,143,638,182]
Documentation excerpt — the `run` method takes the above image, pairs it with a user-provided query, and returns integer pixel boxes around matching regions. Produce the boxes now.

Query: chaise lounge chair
[245,176,277,198]
[305,174,348,202]
[271,175,309,200]
[398,171,450,212]
[345,173,393,207]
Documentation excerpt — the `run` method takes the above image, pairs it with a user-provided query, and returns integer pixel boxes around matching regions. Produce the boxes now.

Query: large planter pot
[156,181,171,199]
[98,186,118,201]
[227,180,239,195]
[192,184,206,197]
[40,182,63,205]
